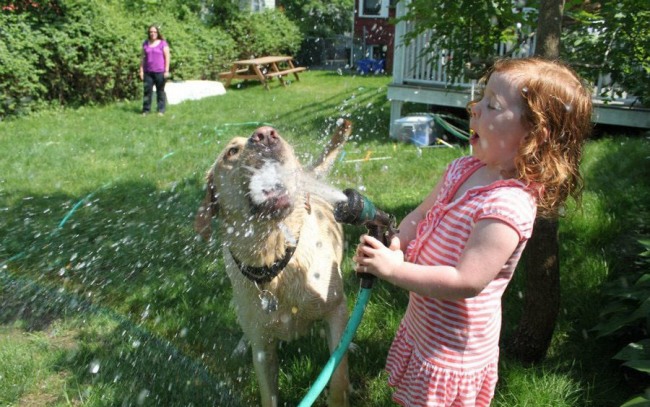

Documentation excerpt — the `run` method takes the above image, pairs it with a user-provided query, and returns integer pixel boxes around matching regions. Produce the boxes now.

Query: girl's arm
[354,218,520,300]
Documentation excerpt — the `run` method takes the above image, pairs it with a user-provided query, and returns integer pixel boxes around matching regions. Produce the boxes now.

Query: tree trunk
[506,0,565,364]
[507,218,560,364]
[534,0,565,58]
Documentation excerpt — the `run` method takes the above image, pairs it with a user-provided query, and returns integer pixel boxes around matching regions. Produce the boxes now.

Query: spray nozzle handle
[335,189,398,288]
[334,189,396,229]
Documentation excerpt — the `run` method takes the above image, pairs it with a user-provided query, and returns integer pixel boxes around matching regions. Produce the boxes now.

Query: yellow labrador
[195,121,352,407]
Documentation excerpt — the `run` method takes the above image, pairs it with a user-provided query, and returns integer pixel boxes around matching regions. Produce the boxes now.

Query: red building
[353,0,397,74]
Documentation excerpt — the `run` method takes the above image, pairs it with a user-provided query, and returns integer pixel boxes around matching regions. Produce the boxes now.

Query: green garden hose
[298,286,373,407]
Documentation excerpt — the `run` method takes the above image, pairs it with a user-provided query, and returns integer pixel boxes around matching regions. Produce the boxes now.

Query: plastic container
[392,115,436,146]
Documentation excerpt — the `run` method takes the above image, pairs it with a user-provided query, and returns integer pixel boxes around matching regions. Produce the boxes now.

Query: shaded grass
[1,70,648,406]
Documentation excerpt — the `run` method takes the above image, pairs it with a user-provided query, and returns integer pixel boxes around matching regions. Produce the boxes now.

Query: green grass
[1,70,649,406]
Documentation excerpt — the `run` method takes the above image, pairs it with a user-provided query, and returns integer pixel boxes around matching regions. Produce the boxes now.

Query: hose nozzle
[334,188,398,288]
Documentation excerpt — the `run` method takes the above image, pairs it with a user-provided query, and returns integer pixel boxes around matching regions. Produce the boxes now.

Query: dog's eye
[227,147,239,157]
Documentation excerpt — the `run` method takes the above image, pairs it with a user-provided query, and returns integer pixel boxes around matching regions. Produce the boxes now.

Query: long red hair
[469,58,593,218]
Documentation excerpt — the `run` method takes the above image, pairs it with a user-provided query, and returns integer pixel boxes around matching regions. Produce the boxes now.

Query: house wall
[353,0,396,73]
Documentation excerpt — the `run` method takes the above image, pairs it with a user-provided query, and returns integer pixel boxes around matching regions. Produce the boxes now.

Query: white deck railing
[399,20,536,88]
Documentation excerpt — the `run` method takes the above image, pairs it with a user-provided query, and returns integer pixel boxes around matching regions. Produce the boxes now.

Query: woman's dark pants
[142,72,166,113]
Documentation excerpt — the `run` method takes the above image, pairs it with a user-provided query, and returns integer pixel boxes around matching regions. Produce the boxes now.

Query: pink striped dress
[386,156,537,407]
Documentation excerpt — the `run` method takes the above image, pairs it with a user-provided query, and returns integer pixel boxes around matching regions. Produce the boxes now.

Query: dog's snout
[250,126,279,146]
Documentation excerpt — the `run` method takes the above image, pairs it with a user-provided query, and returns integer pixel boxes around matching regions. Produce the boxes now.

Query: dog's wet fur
[195,121,352,407]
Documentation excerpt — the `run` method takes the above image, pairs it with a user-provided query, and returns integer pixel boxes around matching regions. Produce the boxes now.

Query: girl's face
[148,27,159,40]
[469,72,528,175]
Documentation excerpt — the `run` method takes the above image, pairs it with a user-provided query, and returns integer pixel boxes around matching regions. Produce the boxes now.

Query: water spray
[298,189,397,406]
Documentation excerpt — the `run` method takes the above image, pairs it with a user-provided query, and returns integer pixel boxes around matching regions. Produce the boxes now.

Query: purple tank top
[142,40,168,73]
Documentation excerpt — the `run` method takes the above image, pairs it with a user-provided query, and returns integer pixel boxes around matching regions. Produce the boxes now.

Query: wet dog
[195,121,352,407]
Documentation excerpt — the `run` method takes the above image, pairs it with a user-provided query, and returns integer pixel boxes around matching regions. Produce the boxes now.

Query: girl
[353,58,593,406]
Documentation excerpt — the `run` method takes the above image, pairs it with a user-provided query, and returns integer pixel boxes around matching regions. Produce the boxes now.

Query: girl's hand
[353,234,404,280]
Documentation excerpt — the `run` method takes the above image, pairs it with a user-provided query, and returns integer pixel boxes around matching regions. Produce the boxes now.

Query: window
[360,0,389,18]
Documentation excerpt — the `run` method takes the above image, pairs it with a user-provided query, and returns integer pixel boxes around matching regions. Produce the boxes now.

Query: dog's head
[195,126,301,240]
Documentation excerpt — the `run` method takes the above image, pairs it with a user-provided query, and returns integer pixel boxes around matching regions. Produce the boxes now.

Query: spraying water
[297,172,348,205]
[248,160,349,208]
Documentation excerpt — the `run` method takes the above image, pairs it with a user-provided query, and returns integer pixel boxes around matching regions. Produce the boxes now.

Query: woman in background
[139,24,170,116]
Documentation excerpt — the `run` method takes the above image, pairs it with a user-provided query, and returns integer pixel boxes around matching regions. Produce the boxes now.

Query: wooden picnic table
[219,56,307,90]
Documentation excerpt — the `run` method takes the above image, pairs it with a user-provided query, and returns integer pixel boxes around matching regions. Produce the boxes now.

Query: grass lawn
[1,70,648,406]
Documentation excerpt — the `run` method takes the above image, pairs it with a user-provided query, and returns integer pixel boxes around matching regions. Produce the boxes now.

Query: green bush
[593,238,650,406]
[227,9,303,59]
[36,0,143,106]
[0,13,49,117]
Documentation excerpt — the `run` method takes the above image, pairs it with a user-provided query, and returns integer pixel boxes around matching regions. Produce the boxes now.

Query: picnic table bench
[219,56,307,90]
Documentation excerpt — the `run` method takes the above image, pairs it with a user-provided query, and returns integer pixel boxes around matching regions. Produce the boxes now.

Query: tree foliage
[278,0,353,37]
[227,9,303,59]
[562,0,650,105]
[399,0,649,106]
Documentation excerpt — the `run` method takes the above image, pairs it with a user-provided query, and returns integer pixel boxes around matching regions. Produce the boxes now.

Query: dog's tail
[308,119,352,179]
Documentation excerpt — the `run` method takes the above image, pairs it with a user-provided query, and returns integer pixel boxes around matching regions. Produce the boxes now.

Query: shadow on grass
[0,178,251,405]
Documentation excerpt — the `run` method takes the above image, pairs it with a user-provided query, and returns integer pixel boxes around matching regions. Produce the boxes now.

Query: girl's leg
[142,73,154,113]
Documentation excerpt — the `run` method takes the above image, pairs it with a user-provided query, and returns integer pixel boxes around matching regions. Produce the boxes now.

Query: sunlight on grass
[494,361,583,407]
[0,326,71,405]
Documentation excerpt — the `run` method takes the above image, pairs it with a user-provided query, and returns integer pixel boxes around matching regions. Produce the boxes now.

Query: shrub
[593,238,650,406]
[0,13,49,117]
[37,0,143,106]
[227,9,303,59]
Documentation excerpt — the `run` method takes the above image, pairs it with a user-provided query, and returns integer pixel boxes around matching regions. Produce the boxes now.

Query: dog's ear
[194,168,219,240]
[310,119,352,179]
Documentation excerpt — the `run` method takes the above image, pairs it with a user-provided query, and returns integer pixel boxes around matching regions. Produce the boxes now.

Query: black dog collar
[229,245,297,284]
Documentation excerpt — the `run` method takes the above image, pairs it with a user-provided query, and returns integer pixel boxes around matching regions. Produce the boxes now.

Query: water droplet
[256,351,266,363]
[137,389,150,405]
